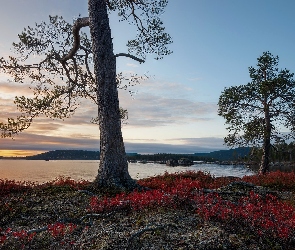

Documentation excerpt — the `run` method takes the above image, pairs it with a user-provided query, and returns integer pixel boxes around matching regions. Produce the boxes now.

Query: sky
[1,0,295,157]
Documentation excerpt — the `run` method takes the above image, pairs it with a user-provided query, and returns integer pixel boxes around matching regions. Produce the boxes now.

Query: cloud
[0,81,32,97]
[0,75,217,130]
[0,132,226,154]
[124,137,227,154]
[117,76,220,127]
[122,92,217,127]
[0,132,100,151]
[28,122,64,133]
[0,81,36,119]
[167,137,226,149]
[125,137,227,154]
[0,74,224,155]
[125,137,227,153]
[124,141,226,154]
[0,89,98,133]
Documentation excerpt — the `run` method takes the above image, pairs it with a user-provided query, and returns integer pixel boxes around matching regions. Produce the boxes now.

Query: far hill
[26,150,100,160]
[194,147,251,161]
[23,147,251,161]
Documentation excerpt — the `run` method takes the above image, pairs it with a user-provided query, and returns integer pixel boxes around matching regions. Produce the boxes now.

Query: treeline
[22,144,295,162]
[25,151,216,162]
[247,142,295,163]
[126,153,215,162]
[23,148,254,162]
[194,147,251,162]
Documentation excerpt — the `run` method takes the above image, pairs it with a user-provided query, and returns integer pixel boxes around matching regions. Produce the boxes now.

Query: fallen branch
[27,226,48,235]
[127,223,178,248]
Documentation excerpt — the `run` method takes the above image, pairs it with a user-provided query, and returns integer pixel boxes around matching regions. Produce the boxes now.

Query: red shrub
[242,171,295,191]
[91,170,295,239]
[195,191,295,239]
[44,176,90,190]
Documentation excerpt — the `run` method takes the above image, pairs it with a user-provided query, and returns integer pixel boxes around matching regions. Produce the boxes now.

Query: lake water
[0,160,254,184]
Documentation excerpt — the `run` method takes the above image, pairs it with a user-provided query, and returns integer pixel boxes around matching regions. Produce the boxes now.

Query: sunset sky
[1,0,295,157]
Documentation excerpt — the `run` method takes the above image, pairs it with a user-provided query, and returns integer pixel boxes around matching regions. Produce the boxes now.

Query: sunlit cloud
[0,71,224,155]
[0,81,33,99]
[124,138,226,154]
[0,132,100,151]
[28,122,64,133]
[0,150,38,157]
[0,133,226,156]
[168,137,226,148]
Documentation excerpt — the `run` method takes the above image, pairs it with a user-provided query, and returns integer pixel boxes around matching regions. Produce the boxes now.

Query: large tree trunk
[259,104,271,174]
[88,0,137,190]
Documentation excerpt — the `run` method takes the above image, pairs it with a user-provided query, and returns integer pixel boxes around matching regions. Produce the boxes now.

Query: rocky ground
[1,175,295,249]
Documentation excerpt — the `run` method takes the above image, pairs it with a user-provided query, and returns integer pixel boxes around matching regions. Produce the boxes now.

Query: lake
[0,160,254,184]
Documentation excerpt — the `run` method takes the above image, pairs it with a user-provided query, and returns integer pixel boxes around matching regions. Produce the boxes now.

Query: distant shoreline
[0,147,251,162]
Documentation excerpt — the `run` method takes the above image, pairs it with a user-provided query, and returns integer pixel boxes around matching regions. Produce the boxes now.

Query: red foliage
[0,179,36,196]
[90,178,201,213]
[138,170,212,189]
[43,176,90,190]
[91,170,295,240]
[242,171,295,191]
[2,170,295,246]
[0,176,90,196]
[0,223,76,246]
[0,177,87,245]
[137,170,240,190]
[195,191,295,238]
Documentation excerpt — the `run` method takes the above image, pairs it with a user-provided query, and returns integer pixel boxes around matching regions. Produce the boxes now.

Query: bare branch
[126,0,147,33]
[81,46,95,82]
[60,17,90,62]
[115,53,145,63]
[79,45,92,55]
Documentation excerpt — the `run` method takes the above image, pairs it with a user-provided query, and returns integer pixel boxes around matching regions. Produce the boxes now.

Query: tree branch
[82,46,95,83]
[115,53,145,63]
[60,17,90,62]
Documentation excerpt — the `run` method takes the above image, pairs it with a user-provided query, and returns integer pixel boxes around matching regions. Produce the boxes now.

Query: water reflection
[0,160,254,184]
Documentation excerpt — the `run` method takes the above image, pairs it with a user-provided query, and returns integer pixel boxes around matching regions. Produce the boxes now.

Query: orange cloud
[0,150,43,157]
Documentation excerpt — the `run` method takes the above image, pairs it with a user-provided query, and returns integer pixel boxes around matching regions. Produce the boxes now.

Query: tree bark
[259,103,271,174]
[88,0,137,190]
